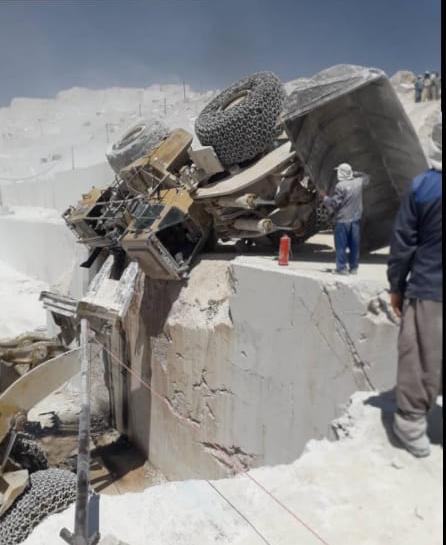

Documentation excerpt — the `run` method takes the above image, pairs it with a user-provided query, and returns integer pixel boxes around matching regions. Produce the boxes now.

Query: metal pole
[71,146,75,170]
[60,319,100,545]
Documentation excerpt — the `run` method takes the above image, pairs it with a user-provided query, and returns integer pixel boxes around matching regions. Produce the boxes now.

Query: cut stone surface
[108,240,400,480]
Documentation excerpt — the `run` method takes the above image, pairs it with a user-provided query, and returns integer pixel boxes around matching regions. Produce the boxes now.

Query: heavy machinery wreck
[0,64,429,544]
[61,65,426,282]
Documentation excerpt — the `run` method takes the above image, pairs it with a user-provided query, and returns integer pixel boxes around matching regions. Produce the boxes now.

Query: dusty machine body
[283,64,428,251]
[64,129,321,280]
[63,64,428,279]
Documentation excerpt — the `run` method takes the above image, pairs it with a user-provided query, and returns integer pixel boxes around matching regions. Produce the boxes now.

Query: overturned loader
[63,65,427,280]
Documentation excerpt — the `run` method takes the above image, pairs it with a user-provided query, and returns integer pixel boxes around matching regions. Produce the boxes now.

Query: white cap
[334,162,353,181]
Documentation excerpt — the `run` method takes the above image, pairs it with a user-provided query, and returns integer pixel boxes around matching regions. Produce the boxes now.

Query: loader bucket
[282,64,428,251]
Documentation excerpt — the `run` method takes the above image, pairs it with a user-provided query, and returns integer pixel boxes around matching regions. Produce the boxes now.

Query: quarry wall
[116,257,398,480]
[0,213,88,297]
[1,161,113,212]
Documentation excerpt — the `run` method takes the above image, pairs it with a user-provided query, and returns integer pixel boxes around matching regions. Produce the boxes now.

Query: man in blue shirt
[387,116,442,457]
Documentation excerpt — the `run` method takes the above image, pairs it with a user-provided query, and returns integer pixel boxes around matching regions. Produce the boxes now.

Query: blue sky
[0,0,441,106]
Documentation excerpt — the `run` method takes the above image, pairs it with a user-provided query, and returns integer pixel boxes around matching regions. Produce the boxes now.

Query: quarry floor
[23,392,443,545]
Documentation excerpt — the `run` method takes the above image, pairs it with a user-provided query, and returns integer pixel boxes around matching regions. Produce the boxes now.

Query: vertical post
[164,97,167,115]
[71,146,75,170]
[138,90,143,117]
[183,80,186,102]
[60,319,100,545]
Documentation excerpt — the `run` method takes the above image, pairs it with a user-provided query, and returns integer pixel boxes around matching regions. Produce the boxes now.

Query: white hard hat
[334,162,353,181]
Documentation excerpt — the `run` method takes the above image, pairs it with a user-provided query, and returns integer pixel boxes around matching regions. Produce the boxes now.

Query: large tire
[10,433,48,473]
[316,204,333,231]
[0,469,76,545]
[195,72,285,166]
[106,117,169,174]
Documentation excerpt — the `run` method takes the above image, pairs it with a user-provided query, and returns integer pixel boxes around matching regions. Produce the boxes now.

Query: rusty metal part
[121,188,211,280]
[0,335,66,369]
[233,217,275,234]
[120,129,193,194]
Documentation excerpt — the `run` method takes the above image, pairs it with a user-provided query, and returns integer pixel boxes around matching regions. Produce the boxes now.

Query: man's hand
[390,292,403,318]
[319,190,327,199]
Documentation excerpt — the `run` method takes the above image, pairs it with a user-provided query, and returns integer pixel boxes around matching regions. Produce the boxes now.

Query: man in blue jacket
[387,116,442,457]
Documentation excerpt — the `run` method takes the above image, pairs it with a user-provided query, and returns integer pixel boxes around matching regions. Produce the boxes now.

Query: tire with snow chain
[195,72,285,166]
[10,433,48,473]
[316,204,333,230]
[106,117,169,174]
[0,469,76,545]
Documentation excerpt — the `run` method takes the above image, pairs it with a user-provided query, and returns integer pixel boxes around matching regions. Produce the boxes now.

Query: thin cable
[96,339,200,429]
[206,480,272,545]
[94,338,333,545]
[242,472,332,545]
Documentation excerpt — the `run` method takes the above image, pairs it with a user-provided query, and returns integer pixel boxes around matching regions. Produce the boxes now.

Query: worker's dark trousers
[396,299,443,420]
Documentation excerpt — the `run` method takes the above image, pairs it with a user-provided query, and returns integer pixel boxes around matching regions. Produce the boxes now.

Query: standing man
[320,163,369,275]
[414,75,423,103]
[422,71,433,101]
[387,116,442,457]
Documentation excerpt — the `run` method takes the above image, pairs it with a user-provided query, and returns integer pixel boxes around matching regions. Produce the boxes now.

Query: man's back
[330,175,368,223]
[388,169,442,301]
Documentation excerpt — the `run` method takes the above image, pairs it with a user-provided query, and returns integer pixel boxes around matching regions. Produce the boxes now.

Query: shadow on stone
[88,493,101,542]
[366,389,443,448]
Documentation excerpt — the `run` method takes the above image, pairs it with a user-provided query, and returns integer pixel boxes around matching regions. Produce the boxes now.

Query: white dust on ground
[0,259,47,339]
[23,392,443,545]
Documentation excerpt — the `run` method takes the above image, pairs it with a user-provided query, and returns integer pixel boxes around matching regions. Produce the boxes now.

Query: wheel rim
[116,125,144,149]
[222,90,251,111]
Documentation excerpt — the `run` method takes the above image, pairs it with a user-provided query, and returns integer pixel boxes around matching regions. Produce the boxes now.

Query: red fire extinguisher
[278,234,290,266]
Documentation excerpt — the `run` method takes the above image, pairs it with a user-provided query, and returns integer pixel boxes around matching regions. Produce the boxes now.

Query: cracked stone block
[115,258,398,481]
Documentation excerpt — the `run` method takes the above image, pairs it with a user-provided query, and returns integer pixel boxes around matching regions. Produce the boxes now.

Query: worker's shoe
[392,412,431,458]
[335,269,349,275]
[349,268,358,275]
